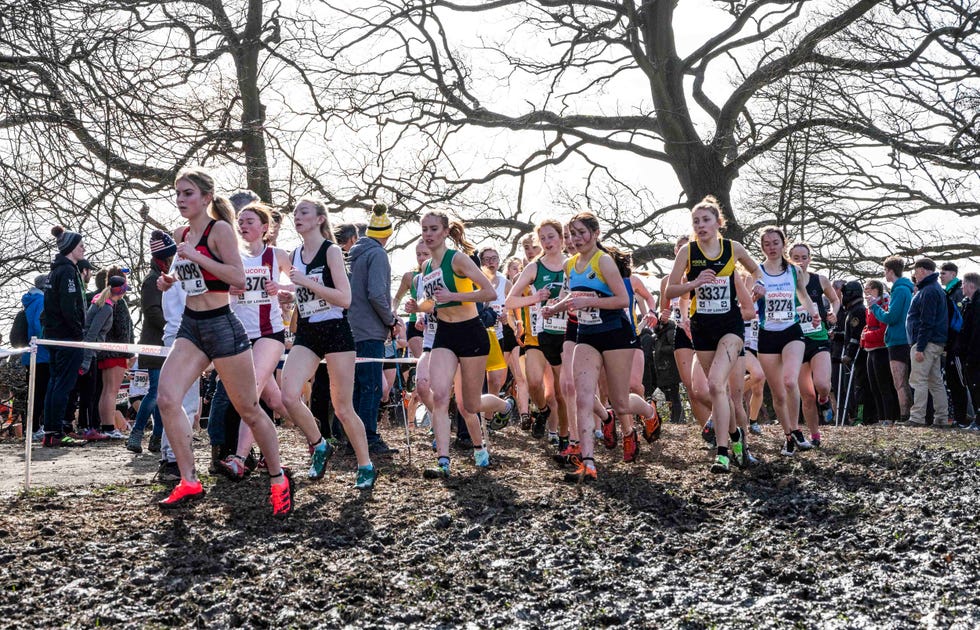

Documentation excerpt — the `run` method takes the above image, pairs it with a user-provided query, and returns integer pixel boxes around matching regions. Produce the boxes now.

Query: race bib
[529,303,544,336]
[172,259,207,296]
[493,304,504,339]
[241,267,272,306]
[422,268,448,305]
[115,384,130,407]
[765,290,795,323]
[129,370,149,397]
[746,318,760,343]
[295,275,331,318]
[570,290,601,325]
[542,298,567,333]
[797,306,818,334]
[670,298,683,325]
[425,314,437,336]
[695,276,731,314]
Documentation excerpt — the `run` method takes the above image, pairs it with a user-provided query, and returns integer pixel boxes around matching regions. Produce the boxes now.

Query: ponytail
[447,220,476,256]
[210,195,235,226]
[598,243,632,278]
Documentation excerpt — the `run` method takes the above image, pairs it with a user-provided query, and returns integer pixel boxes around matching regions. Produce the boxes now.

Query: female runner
[155,167,292,515]
[480,246,511,399]
[278,198,377,489]
[789,242,840,446]
[543,212,652,481]
[503,258,530,429]
[394,241,431,421]
[663,196,759,474]
[418,211,516,479]
[756,227,820,456]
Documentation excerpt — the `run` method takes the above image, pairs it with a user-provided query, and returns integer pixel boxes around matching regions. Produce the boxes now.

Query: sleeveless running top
[567,250,631,334]
[686,238,738,322]
[422,250,475,309]
[234,246,284,339]
[291,240,342,324]
[759,263,798,332]
[526,259,566,337]
[800,272,829,340]
[173,221,229,294]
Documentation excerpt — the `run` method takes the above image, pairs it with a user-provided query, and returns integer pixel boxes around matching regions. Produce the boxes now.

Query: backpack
[9,308,28,347]
[947,293,963,334]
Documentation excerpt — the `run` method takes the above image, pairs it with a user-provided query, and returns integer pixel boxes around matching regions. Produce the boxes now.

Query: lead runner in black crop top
[180,220,230,292]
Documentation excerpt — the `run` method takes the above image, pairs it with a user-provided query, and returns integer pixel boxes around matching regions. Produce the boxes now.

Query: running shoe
[811,436,822,448]
[563,460,597,483]
[519,413,532,432]
[103,429,126,440]
[817,397,834,425]
[82,429,110,441]
[710,454,731,474]
[32,428,45,442]
[158,479,205,510]
[731,429,746,468]
[489,399,512,431]
[557,435,569,453]
[745,449,760,466]
[601,408,617,449]
[749,422,763,436]
[147,434,162,453]
[780,437,796,457]
[217,454,249,482]
[553,443,582,468]
[474,448,490,468]
[593,428,604,441]
[43,434,86,447]
[531,406,550,439]
[126,429,143,454]
[416,411,432,429]
[423,462,451,479]
[701,419,716,447]
[790,430,814,451]
[270,469,294,518]
[547,433,560,450]
[642,408,662,443]
[355,466,378,489]
[308,439,335,480]
[623,428,640,463]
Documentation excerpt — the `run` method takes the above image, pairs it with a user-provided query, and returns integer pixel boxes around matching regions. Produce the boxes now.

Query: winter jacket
[81,297,114,374]
[348,236,395,343]
[870,277,913,347]
[861,295,888,350]
[138,266,167,369]
[99,297,134,361]
[841,299,866,363]
[43,254,86,340]
[20,288,49,365]
[945,277,963,305]
[906,272,948,352]
[958,296,980,366]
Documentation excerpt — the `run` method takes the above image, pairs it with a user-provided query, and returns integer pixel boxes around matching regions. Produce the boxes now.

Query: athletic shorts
[293,317,356,357]
[486,330,507,372]
[500,323,519,353]
[674,325,694,351]
[407,322,424,341]
[888,343,911,366]
[433,317,490,358]
[98,357,127,370]
[564,320,578,344]
[533,331,564,367]
[690,315,744,352]
[577,323,634,353]
[250,329,286,346]
[803,336,831,363]
[177,305,251,360]
[758,324,805,355]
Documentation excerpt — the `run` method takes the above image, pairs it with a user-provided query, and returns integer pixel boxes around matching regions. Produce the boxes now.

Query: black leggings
[866,348,899,422]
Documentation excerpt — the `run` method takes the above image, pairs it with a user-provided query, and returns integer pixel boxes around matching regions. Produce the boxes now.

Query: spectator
[956,272,980,431]
[348,203,401,454]
[21,274,51,437]
[904,258,949,427]
[940,262,970,425]
[861,280,899,424]
[100,271,134,438]
[839,281,870,424]
[80,275,129,440]
[127,230,174,453]
[42,225,88,447]
[870,256,915,423]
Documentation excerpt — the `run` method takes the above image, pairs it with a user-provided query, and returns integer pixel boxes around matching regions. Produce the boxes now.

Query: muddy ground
[1,421,979,628]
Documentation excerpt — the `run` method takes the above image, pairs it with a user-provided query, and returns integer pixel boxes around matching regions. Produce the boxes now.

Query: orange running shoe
[642,407,662,443]
[601,408,617,449]
[563,458,597,483]
[270,469,295,518]
[623,428,640,463]
[552,443,582,468]
[158,479,205,510]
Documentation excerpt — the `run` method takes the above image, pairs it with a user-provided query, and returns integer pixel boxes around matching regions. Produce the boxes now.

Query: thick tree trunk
[236,0,272,203]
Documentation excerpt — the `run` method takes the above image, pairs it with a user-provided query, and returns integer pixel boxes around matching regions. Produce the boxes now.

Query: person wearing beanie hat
[41,225,88,446]
[348,202,402,454]
[129,231,174,453]
[366,203,393,239]
[34,274,49,291]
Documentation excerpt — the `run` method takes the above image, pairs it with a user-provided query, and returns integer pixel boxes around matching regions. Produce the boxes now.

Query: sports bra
[173,221,229,293]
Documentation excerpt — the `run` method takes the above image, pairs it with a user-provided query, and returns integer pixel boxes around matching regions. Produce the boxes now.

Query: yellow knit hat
[366,203,393,239]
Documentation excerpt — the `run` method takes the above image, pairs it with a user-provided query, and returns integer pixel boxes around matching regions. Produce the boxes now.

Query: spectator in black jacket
[940,262,969,425]
[41,226,88,447]
[957,272,980,431]
[839,281,871,424]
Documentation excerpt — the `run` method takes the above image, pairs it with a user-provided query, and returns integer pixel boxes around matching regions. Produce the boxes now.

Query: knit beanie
[150,230,177,260]
[51,225,82,256]
[366,203,393,239]
[108,275,128,296]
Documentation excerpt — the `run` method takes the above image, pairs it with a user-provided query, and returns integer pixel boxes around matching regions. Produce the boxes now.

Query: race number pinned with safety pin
[241,266,272,306]
[422,267,448,305]
[570,290,601,325]
[797,306,817,334]
[695,276,730,314]
[766,290,795,324]
[296,275,331,318]
[172,259,207,296]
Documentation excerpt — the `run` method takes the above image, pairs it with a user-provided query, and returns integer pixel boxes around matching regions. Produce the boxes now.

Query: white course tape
[0,347,30,359]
